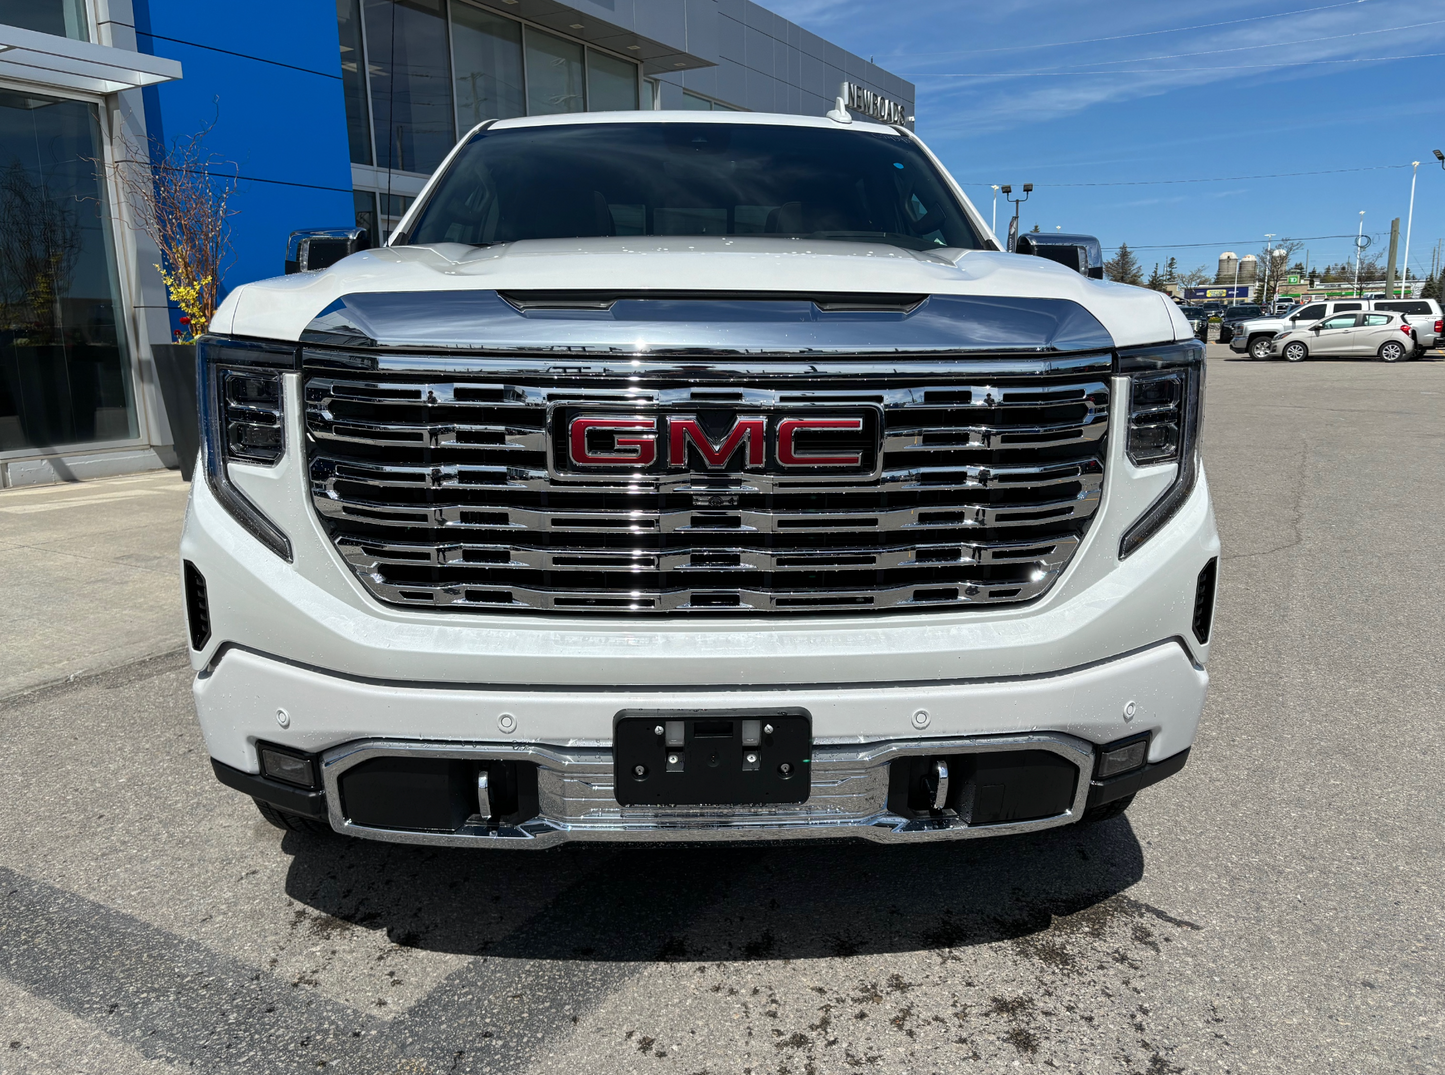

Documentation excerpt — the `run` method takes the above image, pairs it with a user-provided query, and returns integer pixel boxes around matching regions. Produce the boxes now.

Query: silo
[1215,251,1238,284]
[1238,254,1258,284]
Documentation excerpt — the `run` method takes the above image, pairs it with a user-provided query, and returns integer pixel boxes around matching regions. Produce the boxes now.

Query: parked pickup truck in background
[182,109,1217,849]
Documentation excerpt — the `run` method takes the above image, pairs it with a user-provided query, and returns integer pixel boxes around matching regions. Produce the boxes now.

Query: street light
[1264,233,1274,307]
[1401,161,1419,299]
[1001,183,1032,252]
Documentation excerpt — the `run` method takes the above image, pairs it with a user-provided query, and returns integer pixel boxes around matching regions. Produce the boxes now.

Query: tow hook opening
[887,749,1079,825]
[337,757,540,834]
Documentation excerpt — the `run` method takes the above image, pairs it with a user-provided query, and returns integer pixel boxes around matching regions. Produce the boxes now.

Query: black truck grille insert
[303,353,1110,615]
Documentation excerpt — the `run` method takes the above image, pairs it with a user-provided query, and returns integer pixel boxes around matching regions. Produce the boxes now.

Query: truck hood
[214,237,1189,350]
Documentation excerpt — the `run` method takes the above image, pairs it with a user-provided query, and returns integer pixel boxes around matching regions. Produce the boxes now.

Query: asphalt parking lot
[2,346,1442,1074]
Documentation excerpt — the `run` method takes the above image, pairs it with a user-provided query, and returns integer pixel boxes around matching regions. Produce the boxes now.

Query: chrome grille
[303,353,1110,614]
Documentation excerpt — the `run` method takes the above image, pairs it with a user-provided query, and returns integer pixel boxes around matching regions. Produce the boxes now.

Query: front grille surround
[303,350,1111,616]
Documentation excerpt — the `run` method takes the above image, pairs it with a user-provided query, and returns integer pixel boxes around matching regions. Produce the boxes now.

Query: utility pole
[990,185,999,237]
[1401,161,1419,298]
[1385,217,1400,299]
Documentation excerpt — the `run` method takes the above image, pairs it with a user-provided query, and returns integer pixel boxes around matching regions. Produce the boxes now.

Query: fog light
[259,745,317,788]
[1097,738,1148,779]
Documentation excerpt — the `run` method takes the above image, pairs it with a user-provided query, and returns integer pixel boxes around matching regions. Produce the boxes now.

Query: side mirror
[1311,325,1321,333]
[1015,232,1105,279]
[285,227,369,275]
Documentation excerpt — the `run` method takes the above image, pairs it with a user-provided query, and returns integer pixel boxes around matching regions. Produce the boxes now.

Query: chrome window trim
[320,731,1094,847]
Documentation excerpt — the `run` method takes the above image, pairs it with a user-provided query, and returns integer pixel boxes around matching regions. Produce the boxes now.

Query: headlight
[197,336,298,561]
[1117,340,1205,559]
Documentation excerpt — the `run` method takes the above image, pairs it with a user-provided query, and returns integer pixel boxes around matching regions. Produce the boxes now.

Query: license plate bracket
[613,709,811,806]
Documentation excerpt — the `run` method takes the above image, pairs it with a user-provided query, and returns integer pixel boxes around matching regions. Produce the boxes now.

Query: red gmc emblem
[562,412,876,473]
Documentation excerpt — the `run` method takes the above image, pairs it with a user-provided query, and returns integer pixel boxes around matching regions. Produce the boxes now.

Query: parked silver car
[1272,311,1420,363]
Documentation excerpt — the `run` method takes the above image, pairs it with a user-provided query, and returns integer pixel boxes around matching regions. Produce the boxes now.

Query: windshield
[403,121,984,252]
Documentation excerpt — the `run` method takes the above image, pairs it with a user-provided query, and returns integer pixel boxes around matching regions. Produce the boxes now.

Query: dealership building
[0,0,914,486]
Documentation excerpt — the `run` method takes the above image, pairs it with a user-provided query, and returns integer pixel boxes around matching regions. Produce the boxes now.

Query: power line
[893,0,1382,58]
[1125,233,1365,251]
[955,163,1414,188]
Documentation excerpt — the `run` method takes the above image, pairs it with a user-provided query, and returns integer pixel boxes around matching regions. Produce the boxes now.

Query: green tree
[1164,256,1179,282]
[1104,242,1143,285]
[1420,273,1438,300]
[1145,262,1165,291]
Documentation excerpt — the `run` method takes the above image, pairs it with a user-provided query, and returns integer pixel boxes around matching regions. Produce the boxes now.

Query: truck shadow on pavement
[279,818,1144,962]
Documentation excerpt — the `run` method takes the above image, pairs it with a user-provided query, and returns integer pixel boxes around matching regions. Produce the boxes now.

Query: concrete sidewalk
[0,470,191,699]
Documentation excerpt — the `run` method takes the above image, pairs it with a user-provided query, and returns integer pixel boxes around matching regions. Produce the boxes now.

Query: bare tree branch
[92,118,237,340]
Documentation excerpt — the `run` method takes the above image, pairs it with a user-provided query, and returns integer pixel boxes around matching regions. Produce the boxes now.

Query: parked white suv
[181,111,1217,847]
[1232,297,1441,359]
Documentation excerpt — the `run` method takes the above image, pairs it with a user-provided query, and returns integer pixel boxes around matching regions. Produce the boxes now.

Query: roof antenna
[826,80,852,124]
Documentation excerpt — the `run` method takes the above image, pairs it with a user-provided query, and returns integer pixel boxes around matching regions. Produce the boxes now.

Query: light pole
[1354,211,1366,297]
[1401,161,1419,298]
[1436,152,1445,298]
[1264,233,1274,307]
[990,184,999,236]
[1000,183,1032,252]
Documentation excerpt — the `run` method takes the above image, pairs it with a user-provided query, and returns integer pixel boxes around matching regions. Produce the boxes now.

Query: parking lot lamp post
[1355,211,1365,297]
[991,184,999,236]
[1400,162,1419,298]
[1264,234,1274,307]
[1000,183,1031,252]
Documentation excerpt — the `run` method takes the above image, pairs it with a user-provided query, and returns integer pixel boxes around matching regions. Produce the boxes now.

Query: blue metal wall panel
[133,0,353,300]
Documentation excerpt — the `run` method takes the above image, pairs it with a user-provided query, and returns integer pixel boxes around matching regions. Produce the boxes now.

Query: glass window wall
[451,0,524,129]
[338,0,373,165]
[586,49,638,112]
[524,27,584,116]
[0,90,135,453]
[363,0,457,175]
[0,0,87,40]
[682,91,740,112]
[342,1,646,199]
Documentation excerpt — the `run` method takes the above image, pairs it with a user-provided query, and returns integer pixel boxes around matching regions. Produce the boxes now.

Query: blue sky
[769,0,1445,283]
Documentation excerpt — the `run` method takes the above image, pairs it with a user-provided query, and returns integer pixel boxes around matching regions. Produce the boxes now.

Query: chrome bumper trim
[320,731,1094,847]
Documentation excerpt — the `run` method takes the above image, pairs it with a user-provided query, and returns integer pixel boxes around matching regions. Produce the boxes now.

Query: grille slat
[305,359,1110,615]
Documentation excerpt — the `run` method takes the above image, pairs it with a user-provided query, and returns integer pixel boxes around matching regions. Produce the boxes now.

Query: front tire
[1378,340,1407,362]
[1248,336,1273,360]
[254,798,333,835]
[1283,341,1308,363]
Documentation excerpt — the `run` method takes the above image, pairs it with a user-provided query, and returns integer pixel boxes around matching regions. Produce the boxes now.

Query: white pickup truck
[182,110,1217,847]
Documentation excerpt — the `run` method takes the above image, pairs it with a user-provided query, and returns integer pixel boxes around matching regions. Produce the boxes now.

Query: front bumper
[197,638,1206,845]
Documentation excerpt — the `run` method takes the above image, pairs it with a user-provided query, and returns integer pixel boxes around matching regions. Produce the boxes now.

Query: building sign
[1287,274,1300,284]
[842,82,910,126]
[1183,286,1252,301]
